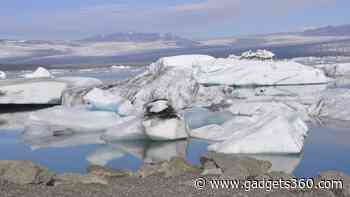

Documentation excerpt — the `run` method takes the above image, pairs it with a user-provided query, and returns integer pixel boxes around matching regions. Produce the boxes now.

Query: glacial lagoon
[0,67,350,178]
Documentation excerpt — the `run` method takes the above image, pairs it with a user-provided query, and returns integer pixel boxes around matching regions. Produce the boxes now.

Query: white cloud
[0,0,337,39]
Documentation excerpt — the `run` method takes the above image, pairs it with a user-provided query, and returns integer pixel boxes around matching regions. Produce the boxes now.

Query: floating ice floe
[102,116,147,141]
[309,88,350,122]
[23,106,120,139]
[190,101,309,141]
[143,100,189,141]
[149,54,215,73]
[83,88,135,116]
[0,79,68,104]
[24,67,53,79]
[194,58,331,86]
[240,49,275,60]
[143,118,188,141]
[0,71,6,80]
[207,111,308,154]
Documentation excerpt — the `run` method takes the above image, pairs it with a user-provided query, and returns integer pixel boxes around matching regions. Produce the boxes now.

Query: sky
[0,0,349,40]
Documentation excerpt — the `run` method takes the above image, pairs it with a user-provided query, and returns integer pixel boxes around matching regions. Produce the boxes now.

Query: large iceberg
[23,106,120,138]
[190,101,309,141]
[195,58,330,86]
[24,67,53,79]
[0,71,6,80]
[0,79,68,104]
[149,55,215,73]
[208,112,308,154]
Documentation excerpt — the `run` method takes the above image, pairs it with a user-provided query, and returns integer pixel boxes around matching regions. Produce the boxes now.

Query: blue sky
[0,0,349,40]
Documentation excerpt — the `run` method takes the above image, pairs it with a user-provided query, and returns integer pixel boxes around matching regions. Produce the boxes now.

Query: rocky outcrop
[137,157,201,178]
[0,160,54,185]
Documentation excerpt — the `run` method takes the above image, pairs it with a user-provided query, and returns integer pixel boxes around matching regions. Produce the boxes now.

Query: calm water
[0,125,349,177]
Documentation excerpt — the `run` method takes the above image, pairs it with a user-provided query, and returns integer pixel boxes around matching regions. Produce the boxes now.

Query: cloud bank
[0,0,338,39]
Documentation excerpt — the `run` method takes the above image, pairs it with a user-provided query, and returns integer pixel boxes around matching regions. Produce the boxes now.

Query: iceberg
[208,112,308,154]
[83,88,135,116]
[195,58,331,86]
[190,101,309,141]
[83,88,124,112]
[143,99,189,141]
[240,49,275,60]
[142,118,189,141]
[149,55,215,73]
[0,71,6,80]
[24,67,53,79]
[102,116,147,141]
[23,106,120,138]
[0,79,68,104]
[309,88,350,122]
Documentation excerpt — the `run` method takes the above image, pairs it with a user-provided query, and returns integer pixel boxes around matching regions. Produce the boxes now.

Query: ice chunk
[149,55,215,73]
[83,88,135,115]
[240,49,275,60]
[0,71,6,80]
[0,79,68,104]
[102,116,147,141]
[309,88,350,122]
[112,67,199,111]
[58,77,103,87]
[24,67,53,79]
[191,101,309,142]
[23,106,120,138]
[195,58,330,86]
[84,88,123,112]
[143,117,189,141]
[208,112,308,154]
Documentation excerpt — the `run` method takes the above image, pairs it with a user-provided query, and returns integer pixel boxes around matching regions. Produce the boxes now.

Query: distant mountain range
[79,32,199,47]
[302,24,350,36]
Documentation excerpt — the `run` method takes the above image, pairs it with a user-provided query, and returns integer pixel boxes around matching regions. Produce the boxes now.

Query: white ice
[23,106,120,138]
[142,117,189,141]
[190,101,309,141]
[102,116,147,141]
[195,58,330,86]
[23,67,53,79]
[309,88,350,122]
[83,88,135,115]
[0,79,68,104]
[207,112,308,154]
[0,71,6,80]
